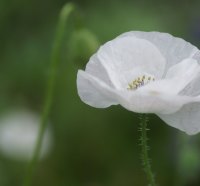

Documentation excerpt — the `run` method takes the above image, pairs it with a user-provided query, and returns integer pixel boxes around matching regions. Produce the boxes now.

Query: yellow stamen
[127,75,155,90]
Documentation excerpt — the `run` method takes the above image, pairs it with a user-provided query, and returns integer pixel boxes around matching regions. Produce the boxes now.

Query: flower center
[127,75,155,90]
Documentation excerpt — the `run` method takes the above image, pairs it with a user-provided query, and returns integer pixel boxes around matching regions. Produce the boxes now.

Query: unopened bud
[68,28,100,67]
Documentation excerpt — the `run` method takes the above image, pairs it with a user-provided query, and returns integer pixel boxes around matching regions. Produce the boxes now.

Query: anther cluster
[128,75,155,90]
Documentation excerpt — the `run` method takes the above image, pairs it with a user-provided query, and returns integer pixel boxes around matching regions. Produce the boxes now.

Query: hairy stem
[23,3,75,186]
[139,114,156,186]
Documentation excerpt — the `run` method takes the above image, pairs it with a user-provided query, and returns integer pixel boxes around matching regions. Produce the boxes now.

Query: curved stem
[23,3,75,186]
[139,114,156,186]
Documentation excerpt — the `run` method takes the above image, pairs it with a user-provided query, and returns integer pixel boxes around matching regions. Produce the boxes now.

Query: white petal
[158,102,200,135]
[119,31,199,75]
[130,59,200,95]
[85,54,119,89]
[85,36,165,89]
[119,91,200,114]
[134,79,182,95]
[180,51,200,96]
[77,70,119,108]
[165,58,200,93]
[181,75,200,96]
[137,58,200,95]
[166,58,199,79]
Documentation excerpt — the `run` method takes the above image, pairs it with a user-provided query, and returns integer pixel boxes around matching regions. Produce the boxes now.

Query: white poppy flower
[77,31,200,135]
[0,110,53,161]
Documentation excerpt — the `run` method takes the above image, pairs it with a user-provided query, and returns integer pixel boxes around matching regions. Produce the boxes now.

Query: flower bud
[68,28,100,67]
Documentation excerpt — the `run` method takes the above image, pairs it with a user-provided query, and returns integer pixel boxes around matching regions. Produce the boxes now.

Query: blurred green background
[1,0,200,185]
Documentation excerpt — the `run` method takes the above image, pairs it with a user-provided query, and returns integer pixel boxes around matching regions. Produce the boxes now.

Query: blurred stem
[139,114,156,186]
[23,3,75,186]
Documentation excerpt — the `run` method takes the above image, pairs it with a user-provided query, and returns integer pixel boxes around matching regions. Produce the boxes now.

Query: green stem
[23,3,75,186]
[139,114,156,186]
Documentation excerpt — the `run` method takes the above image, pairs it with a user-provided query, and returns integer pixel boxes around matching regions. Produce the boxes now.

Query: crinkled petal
[180,51,200,96]
[165,58,200,93]
[85,54,119,89]
[77,70,119,108]
[137,58,200,95]
[119,31,199,75]
[85,36,165,89]
[119,91,200,114]
[166,58,200,79]
[158,102,200,135]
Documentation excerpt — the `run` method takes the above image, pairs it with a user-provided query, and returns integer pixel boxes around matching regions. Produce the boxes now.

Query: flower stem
[139,114,156,186]
[23,3,75,186]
